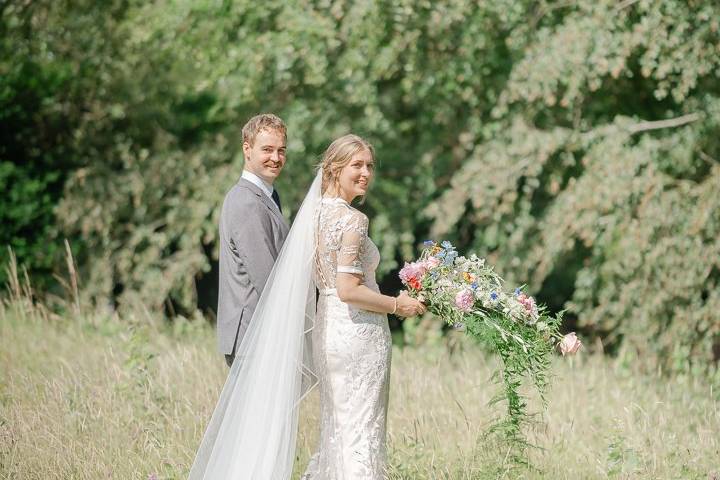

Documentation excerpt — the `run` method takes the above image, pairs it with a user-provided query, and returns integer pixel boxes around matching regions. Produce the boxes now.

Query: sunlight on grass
[1,302,718,479]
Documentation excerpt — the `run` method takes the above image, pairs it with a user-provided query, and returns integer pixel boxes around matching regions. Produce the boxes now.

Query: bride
[189,134,425,479]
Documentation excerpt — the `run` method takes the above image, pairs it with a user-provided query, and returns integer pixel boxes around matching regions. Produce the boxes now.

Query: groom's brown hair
[242,113,287,146]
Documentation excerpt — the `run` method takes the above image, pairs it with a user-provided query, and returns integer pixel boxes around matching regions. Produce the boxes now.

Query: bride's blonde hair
[318,134,375,200]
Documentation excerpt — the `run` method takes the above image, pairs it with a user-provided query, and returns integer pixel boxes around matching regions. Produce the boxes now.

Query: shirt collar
[241,170,274,198]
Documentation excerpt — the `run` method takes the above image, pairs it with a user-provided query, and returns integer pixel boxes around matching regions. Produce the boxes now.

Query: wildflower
[454,289,474,312]
[441,240,453,249]
[558,332,582,356]
[490,291,498,301]
[424,256,441,269]
[423,240,435,247]
[470,282,478,290]
[443,251,458,265]
[514,287,521,296]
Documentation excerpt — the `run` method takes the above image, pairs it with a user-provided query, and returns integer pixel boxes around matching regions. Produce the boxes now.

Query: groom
[217,113,290,367]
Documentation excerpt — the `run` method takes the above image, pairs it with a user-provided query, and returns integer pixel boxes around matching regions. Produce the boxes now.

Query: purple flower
[423,240,435,247]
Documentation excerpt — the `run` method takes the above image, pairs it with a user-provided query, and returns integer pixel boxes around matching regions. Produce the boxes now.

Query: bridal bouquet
[399,240,581,461]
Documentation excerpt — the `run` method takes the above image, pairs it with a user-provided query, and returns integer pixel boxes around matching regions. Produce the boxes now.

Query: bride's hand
[394,291,426,317]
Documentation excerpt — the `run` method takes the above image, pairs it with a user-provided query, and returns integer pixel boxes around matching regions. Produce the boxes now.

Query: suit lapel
[237,178,287,226]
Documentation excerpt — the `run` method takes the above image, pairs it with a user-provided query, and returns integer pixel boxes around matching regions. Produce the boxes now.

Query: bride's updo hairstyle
[319,134,375,200]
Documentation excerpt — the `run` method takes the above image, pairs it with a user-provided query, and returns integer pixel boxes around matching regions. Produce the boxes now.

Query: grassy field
[1,299,718,479]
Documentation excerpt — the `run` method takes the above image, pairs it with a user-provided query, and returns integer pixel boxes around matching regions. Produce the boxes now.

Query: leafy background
[2,0,719,373]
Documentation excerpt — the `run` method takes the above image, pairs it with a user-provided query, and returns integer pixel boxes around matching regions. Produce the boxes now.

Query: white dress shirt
[241,170,274,199]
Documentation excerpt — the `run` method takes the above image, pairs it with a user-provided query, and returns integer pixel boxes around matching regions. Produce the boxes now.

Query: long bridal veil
[188,171,321,480]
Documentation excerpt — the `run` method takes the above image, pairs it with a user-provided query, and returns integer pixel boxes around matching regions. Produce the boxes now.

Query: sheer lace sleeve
[336,211,369,276]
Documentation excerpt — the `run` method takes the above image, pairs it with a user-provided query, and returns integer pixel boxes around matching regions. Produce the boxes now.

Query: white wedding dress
[187,173,391,480]
[302,197,392,479]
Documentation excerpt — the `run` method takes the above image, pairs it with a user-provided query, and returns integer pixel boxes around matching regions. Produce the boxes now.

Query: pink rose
[424,256,441,269]
[559,332,582,356]
[399,261,427,283]
[454,289,474,312]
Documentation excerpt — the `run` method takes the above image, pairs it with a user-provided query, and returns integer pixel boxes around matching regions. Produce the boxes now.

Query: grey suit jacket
[217,178,290,355]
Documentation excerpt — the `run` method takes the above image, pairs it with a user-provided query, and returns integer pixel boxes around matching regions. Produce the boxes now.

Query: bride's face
[336,149,374,202]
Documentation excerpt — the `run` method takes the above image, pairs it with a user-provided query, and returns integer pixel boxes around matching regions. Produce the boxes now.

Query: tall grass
[1,254,718,479]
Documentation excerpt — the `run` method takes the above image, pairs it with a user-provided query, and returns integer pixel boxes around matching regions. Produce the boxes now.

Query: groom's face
[243,128,287,184]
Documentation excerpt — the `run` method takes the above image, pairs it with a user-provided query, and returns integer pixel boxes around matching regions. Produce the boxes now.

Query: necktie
[271,189,282,213]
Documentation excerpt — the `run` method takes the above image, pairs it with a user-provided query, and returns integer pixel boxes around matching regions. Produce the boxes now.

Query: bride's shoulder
[343,206,369,233]
[331,204,368,230]
[320,198,369,231]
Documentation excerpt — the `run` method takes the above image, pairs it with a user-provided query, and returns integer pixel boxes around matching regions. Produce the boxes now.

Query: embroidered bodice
[314,197,380,292]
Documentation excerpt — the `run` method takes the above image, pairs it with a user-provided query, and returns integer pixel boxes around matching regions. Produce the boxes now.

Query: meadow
[1,294,718,480]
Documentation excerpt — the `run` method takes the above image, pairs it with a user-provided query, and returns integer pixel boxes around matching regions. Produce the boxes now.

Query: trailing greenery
[2,0,719,371]
[400,240,568,467]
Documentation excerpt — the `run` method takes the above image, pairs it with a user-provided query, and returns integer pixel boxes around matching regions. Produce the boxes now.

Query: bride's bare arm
[334,210,424,317]
[336,272,424,317]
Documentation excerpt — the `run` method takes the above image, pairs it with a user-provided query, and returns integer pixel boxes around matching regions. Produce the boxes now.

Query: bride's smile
[333,148,375,202]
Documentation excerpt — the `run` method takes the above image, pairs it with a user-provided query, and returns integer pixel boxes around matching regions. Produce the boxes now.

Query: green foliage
[427,0,720,373]
[0,2,83,286]
[3,0,719,372]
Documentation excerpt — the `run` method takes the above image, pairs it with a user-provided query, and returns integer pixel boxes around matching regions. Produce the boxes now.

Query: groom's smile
[242,128,287,185]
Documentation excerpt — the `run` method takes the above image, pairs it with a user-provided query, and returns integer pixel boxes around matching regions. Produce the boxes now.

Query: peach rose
[559,332,582,356]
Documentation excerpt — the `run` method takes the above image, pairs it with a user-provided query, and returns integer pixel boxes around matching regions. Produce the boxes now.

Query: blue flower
[471,282,478,290]
[441,240,453,249]
[431,271,440,279]
[437,250,446,259]
[423,240,435,247]
[514,287,521,296]
[490,291,498,301]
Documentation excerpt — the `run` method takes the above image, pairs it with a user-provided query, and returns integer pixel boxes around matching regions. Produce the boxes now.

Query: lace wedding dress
[302,197,392,479]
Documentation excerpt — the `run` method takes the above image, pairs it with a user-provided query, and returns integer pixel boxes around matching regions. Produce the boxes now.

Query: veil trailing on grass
[188,171,321,479]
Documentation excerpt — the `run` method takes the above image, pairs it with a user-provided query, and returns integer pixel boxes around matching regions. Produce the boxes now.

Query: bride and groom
[190,114,426,479]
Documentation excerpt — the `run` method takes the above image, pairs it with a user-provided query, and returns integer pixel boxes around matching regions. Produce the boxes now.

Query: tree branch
[627,113,702,134]
[615,0,641,10]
